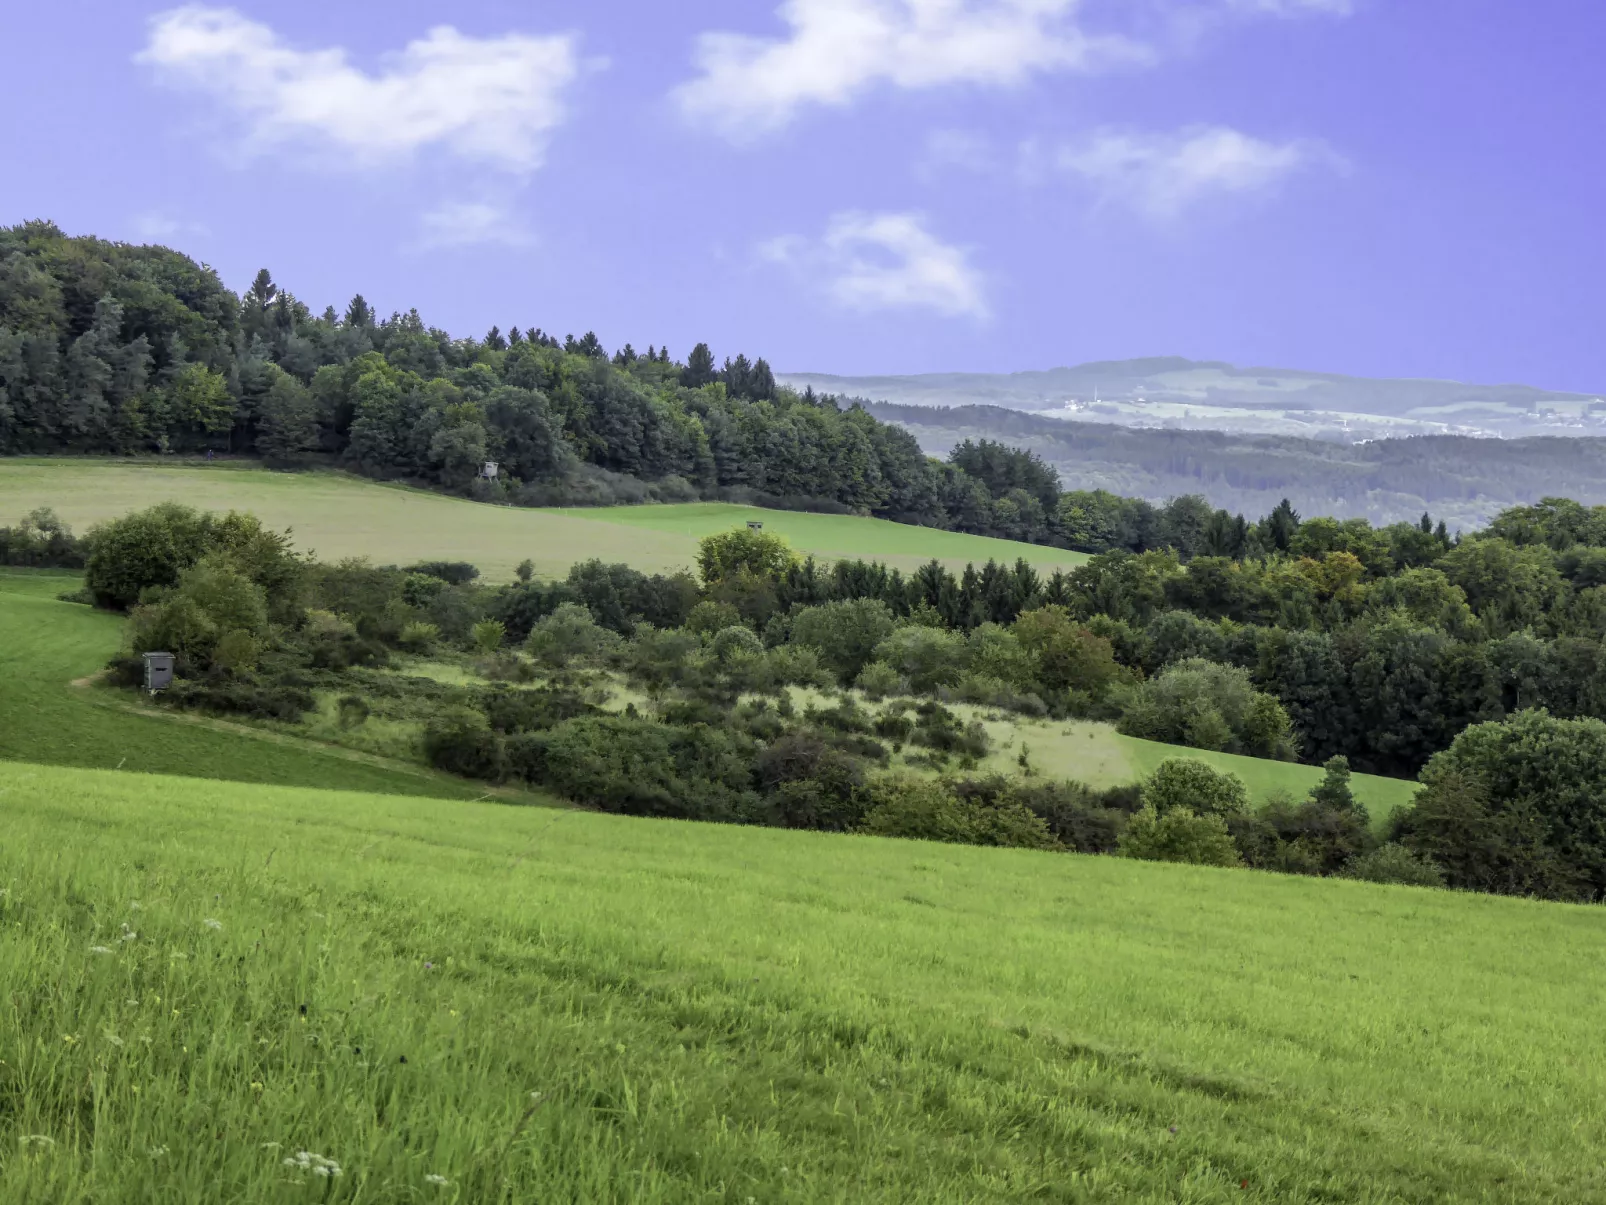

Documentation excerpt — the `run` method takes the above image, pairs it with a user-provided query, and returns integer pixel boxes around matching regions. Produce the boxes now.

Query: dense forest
[867,401,1606,530]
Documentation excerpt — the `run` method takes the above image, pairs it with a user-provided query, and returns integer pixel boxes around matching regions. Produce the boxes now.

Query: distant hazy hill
[864,401,1606,530]
[783,358,1606,441]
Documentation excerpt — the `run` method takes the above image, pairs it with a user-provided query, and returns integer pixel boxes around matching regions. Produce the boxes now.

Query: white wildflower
[18,1135,54,1148]
[148,1145,169,1157]
[89,946,113,955]
[203,918,223,931]
[119,923,138,943]
[283,1150,342,1178]
[425,1173,452,1186]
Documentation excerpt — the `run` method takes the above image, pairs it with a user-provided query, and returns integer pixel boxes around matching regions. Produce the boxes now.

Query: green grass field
[0,460,1087,580]
[0,569,494,799]
[4,758,1602,1203]
[969,715,1421,823]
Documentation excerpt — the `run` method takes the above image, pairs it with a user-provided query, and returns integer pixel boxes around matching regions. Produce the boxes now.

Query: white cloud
[675,0,1146,140]
[131,213,210,243]
[137,6,582,172]
[1053,125,1337,220]
[416,201,533,250]
[762,212,988,318]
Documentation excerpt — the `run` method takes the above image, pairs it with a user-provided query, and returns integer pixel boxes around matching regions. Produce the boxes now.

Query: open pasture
[969,714,1420,822]
[0,460,1086,580]
[2,759,1602,1203]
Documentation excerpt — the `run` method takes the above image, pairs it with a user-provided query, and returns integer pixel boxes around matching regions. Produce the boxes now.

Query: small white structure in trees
[481,461,499,480]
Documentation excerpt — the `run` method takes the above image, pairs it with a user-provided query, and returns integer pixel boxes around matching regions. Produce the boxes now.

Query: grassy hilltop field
[0,460,1089,581]
[4,759,1604,1203]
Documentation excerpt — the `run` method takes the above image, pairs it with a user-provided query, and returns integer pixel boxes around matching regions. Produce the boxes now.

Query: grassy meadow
[966,714,1421,823]
[3,758,1603,1203]
[0,460,1087,580]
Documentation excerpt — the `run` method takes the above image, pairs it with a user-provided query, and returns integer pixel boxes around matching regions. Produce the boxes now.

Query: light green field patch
[1,759,1601,1202]
[0,460,1085,581]
[550,501,1091,572]
[922,703,1418,823]
[1118,732,1422,819]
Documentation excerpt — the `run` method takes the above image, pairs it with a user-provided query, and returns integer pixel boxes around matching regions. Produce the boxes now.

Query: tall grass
[3,759,1602,1203]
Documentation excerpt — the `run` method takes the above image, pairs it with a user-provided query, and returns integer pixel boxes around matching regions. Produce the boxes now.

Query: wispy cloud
[416,201,534,250]
[1051,125,1340,220]
[762,212,988,319]
[675,0,1147,141]
[137,6,583,172]
[131,212,210,243]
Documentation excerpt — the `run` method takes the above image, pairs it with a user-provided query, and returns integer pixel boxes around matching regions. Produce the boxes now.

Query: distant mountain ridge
[861,400,1606,530]
[781,357,1605,441]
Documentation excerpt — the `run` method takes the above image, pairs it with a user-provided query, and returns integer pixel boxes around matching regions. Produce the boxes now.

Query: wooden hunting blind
[142,651,175,692]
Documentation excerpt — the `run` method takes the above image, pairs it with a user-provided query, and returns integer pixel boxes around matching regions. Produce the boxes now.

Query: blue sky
[3,1,1602,387]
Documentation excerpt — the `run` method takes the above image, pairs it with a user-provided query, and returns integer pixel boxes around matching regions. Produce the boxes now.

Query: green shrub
[1141,758,1250,820]
[765,644,833,689]
[711,625,764,663]
[472,619,507,654]
[1343,844,1444,888]
[1391,766,1588,901]
[0,507,84,568]
[858,778,1060,850]
[1117,659,1298,760]
[526,603,621,668]
[397,621,440,652]
[855,661,904,700]
[790,599,897,684]
[406,561,481,585]
[85,503,298,616]
[478,686,597,734]
[1396,710,1606,900]
[872,626,965,694]
[908,701,989,761]
[402,573,448,607]
[422,707,504,781]
[1118,806,1242,867]
[538,716,761,822]
[685,600,742,635]
[336,695,371,729]
[696,527,797,585]
[165,680,315,722]
[1238,780,1376,876]
[211,629,261,674]
[954,776,1140,854]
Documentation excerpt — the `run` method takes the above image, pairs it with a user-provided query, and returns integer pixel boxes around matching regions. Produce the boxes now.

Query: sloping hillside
[3,759,1601,1202]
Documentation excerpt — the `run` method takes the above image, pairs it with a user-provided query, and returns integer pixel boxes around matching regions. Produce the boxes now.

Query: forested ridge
[0,221,1084,538]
